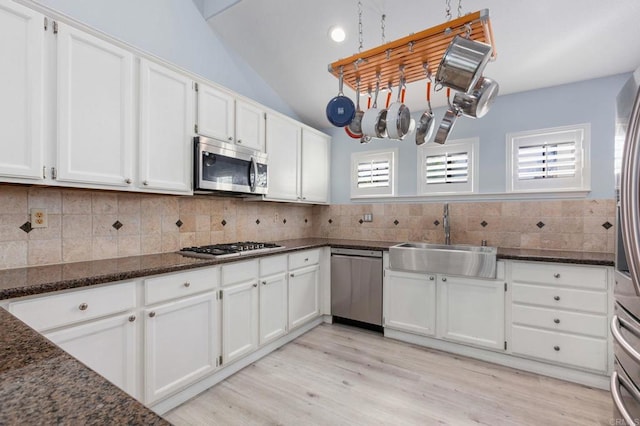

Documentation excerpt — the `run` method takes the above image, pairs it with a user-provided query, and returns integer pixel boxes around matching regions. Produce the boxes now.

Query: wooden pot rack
[328,9,496,93]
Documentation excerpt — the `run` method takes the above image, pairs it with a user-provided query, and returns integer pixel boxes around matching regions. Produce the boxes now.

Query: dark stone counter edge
[0,239,614,300]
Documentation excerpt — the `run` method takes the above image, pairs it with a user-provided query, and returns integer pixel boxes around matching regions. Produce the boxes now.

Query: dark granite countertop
[0,238,613,300]
[0,308,168,425]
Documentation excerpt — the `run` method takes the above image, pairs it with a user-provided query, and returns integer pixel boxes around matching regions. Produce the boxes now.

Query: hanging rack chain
[381,14,386,44]
[445,0,451,21]
[457,0,462,18]
[357,0,363,52]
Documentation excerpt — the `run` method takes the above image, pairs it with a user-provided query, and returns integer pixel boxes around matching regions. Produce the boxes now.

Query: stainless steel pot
[387,78,411,140]
[435,36,493,93]
[362,81,388,138]
[453,76,499,119]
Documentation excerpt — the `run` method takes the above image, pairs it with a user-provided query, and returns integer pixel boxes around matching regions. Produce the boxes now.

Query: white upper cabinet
[196,83,235,143]
[265,113,301,201]
[56,23,135,187]
[139,59,194,193]
[235,99,265,152]
[0,1,45,180]
[301,128,330,203]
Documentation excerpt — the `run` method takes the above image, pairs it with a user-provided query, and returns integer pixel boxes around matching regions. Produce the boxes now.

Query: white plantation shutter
[351,149,397,198]
[418,138,478,195]
[507,124,590,193]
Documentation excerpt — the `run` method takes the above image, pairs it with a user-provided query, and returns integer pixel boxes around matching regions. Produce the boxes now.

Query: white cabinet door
[196,83,234,142]
[259,272,288,345]
[384,270,436,336]
[144,292,218,404]
[139,59,193,194]
[46,312,138,398]
[301,128,330,203]
[0,2,44,180]
[56,23,134,187]
[235,99,265,152]
[437,275,505,350]
[288,264,320,330]
[265,113,300,201]
[222,280,259,364]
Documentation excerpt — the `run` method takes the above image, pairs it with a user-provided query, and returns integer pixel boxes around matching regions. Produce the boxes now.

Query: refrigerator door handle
[612,315,640,364]
[620,88,640,296]
[611,371,640,426]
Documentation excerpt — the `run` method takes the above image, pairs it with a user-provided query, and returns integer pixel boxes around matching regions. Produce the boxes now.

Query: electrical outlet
[363,213,373,222]
[30,208,47,228]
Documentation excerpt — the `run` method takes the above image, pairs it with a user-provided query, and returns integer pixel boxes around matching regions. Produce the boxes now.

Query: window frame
[417,137,479,195]
[506,123,591,193]
[350,148,398,199]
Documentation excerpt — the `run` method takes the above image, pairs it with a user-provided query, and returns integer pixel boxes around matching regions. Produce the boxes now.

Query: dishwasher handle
[330,248,382,258]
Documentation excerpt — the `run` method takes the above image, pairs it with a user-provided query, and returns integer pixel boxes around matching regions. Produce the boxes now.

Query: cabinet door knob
[143,180,149,186]
[553,296,560,301]
[78,303,88,311]
[183,282,191,288]
[429,276,435,281]
[237,139,242,144]
[304,258,309,262]
[128,315,136,322]
[262,281,267,285]
[253,282,258,287]
[125,178,132,184]
[553,318,560,324]
[441,277,447,282]
[553,345,560,351]
[290,273,295,278]
[553,273,560,278]
[228,136,233,141]
[149,311,156,318]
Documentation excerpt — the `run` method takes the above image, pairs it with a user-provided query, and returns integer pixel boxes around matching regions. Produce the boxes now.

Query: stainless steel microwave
[193,136,268,195]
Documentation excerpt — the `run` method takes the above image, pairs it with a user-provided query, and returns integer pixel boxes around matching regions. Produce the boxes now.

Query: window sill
[349,190,591,203]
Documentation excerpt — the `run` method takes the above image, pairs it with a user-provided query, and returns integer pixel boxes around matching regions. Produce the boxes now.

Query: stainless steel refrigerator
[612,67,640,423]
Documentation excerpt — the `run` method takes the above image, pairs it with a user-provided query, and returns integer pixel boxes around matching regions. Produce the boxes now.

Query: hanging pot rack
[328,9,496,92]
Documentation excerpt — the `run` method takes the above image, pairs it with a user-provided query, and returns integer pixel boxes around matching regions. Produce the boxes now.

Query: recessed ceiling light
[329,26,346,43]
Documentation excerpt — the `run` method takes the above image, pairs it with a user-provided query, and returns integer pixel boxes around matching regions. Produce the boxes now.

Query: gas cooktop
[179,242,284,259]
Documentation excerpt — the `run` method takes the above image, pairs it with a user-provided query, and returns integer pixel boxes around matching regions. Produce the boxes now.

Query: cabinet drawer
[221,259,258,285]
[145,266,218,305]
[511,325,607,372]
[512,262,607,290]
[9,281,136,332]
[512,304,608,338]
[289,249,320,270]
[260,254,287,277]
[511,283,607,314]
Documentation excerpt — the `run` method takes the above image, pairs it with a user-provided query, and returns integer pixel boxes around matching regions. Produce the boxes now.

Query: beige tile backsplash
[0,184,616,269]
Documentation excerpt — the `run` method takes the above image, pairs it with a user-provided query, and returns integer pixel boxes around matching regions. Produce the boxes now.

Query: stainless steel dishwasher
[330,247,383,330]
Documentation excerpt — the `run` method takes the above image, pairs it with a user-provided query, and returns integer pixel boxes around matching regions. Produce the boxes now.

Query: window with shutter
[418,138,478,195]
[351,149,397,198]
[507,124,590,193]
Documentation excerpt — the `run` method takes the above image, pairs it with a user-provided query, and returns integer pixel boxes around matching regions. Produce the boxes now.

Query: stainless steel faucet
[443,203,451,245]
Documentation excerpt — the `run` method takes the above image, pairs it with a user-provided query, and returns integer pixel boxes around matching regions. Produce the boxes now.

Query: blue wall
[327,73,629,203]
[33,0,299,119]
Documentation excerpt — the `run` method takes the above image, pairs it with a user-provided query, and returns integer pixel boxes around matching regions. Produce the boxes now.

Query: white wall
[32,0,299,119]
[328,73,629,204]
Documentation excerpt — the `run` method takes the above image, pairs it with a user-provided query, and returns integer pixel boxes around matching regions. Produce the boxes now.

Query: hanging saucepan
[387,77,411,140]
[362,80,388,138]
[326,67,355,127]
[345,78,365,139]
[416,80,435,145]
[434,89,461,145]
[452,76,499,119]
[435,35,493,93]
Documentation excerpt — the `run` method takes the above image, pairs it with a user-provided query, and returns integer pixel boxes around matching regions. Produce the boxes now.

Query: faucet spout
[443,203,451,245]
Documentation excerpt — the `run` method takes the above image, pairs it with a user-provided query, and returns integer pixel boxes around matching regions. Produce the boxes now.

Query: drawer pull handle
[128,315,136,322]
[429,276,435,281]
[262,281,267,285]
[553,345,560,351]
[253,283,258,287]
[149,311,156,318]
[78,303,88,311]
[554,318,560,324]
[441,277,447,282]
[553,296,560,301]
[304,258,309,262]
[553,273,561,278]
[184,282,191,288]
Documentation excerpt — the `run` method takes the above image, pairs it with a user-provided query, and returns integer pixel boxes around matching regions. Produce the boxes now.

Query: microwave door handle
[621,88,640,296]
[249,157,257,193]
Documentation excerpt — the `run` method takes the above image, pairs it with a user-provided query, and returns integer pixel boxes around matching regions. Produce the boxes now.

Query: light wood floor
[165,324,612,426]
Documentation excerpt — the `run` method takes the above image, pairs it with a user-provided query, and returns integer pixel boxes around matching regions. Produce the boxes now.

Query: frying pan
[345,78,365,138]
[415,81,435,145]
[326,67,355,127]
[434,89,461,145]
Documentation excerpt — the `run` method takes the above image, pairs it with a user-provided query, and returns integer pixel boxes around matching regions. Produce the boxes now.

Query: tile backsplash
[0,184,616,269]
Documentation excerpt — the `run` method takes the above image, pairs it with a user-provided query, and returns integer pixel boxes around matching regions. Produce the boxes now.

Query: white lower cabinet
[46,312,138,398]
[437,274,505,350]
[384,270,437,336]
[259,255,288,345]
[221,279,259,363]
[288,262,320,330]
[144,292,219,405]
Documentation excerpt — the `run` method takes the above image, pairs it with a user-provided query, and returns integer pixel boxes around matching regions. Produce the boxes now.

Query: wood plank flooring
[164,324,612,425]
